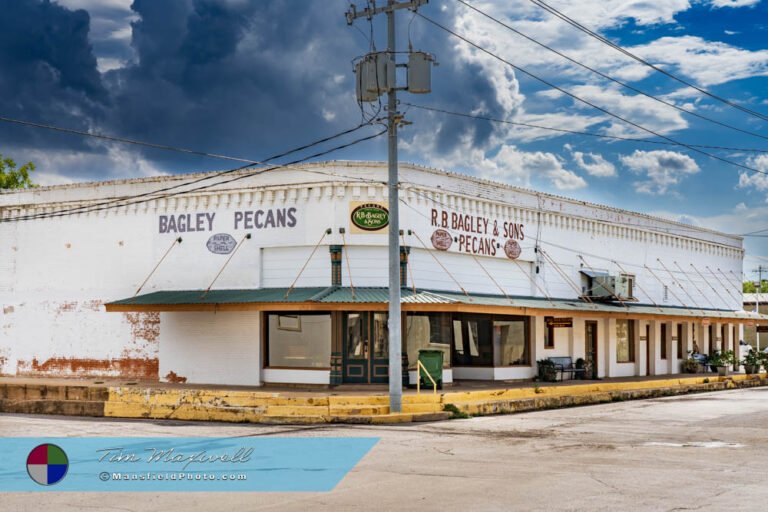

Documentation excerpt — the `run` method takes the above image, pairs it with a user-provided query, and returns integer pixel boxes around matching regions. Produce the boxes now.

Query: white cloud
[482,146,587,190]
[632,36,768,86]
[401,124,586,191]
[20,145,166,186]
[710,0,761,8]
[571,150,617,177]
[563,85,689,138]
[620,150,700,194]
[738,154,768,194]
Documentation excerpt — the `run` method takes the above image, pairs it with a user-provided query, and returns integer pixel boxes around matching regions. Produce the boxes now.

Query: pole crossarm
[346,0,428,24]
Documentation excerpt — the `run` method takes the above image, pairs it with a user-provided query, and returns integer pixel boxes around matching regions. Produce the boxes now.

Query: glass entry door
[343,312,389,384]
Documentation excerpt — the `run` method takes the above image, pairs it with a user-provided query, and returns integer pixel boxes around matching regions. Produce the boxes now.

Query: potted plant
[681,354,700,374]
[708,350,736,377]
[537,359,557,382]
[575,357,586,380]
[742,350,763,375]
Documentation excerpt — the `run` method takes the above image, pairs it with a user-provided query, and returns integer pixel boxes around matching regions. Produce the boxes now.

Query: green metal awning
[105,286,768,323]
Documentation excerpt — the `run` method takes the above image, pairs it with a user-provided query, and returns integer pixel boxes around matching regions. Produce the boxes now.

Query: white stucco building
[1,161,765,387]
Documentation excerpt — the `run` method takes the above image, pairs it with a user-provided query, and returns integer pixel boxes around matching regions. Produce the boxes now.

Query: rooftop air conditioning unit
[592,275,617,299]
[591,274,633,301]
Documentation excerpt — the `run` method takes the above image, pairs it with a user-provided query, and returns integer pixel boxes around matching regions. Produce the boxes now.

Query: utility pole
[346,0,432,413]
[756,265,766,350]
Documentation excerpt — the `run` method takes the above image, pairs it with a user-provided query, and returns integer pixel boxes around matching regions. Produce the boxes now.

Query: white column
[634,319,644,376]
[604,318,616,378]
[531,315,542,367]
[571,318,585,361]
[666,321,675,375]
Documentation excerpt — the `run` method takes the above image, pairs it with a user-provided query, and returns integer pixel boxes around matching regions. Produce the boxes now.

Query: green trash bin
[418,349,443,390]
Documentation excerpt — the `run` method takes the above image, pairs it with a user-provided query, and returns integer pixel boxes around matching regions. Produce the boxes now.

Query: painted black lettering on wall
[233,208,298,230]
[158,208,298,234]
[159,213,216,234]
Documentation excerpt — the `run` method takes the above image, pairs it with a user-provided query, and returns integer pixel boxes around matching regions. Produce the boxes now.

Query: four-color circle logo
[27,444,68,486]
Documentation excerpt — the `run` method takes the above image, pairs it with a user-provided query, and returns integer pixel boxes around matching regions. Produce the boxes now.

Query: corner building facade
[1,161,764,387]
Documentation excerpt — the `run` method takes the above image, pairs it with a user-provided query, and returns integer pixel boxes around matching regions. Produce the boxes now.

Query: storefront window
[494,318,529,366]
[616,319,635,363]
[406,313,451,369]
[452,316,493,366]
[267,313,331,368]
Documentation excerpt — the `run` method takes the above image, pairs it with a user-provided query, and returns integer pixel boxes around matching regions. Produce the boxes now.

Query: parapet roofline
[0,159,742,243]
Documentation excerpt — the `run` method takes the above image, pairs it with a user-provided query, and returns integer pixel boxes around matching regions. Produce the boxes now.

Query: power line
[415,12,768,177]
[457,0,768,144]
[404,102,768,154]
[528,0,768,123]
[0,115,261,165]
[2,125,388,222]
[3,121,379,222]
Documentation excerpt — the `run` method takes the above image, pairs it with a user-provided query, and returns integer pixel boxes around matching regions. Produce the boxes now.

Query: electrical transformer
[355,52,392,103]
[407,51,434,94]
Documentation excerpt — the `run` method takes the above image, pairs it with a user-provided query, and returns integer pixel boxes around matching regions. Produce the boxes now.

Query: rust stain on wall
[2,306,13,314]
[83,300,103,312]
[125,312,160,344]
[17,357,159,379]
[57,301,78,312]
[165,371,188,383]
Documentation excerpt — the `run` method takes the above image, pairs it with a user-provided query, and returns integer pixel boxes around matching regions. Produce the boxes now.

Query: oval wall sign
[206,233,237,254]
[431,229,452,251]
[504,239,521,259]
[351,203,389,231]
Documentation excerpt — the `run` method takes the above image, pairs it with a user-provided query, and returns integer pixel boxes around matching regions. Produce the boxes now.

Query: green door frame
[342,312,389,384]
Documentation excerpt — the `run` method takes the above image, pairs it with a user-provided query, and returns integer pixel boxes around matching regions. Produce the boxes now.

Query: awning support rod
[200,233,251,299]
[658,258,707,312]
[644,264,695,315]
[718,268,745,298]
[411,230,469,297]
[706,265,740,306]
[612,260,663,313]
[285,229,331,299]
[134,237,182,297]
[539,249,593,305]
[471,253,513,304]
[690,263,730,310]
[578,255,627,309]
[672,260,718,312]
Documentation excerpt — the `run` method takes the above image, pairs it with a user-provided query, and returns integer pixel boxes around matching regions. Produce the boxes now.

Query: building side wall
[159,311,260,386]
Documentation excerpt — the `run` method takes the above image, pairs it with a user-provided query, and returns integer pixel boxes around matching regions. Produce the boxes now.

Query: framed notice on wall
[277,315,302,332]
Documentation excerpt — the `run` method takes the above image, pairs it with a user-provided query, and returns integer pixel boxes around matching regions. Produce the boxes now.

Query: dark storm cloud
[0,0,509,177]
[0,0,107,151]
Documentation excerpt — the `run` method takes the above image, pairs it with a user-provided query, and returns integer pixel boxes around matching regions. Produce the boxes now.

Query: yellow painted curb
[101,374,768,424]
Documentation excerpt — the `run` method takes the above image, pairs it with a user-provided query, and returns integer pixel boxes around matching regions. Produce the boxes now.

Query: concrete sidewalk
[1,373,766,424]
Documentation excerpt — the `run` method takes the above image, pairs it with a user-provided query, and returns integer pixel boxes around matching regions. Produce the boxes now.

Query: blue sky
[1,0,767,275]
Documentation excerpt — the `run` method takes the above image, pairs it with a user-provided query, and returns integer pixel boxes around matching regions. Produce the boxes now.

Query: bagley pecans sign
[429,207,525,259]
[349,202,389,234]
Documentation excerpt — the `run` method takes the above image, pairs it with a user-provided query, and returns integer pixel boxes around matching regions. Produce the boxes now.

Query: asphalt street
[2,387,768,511]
